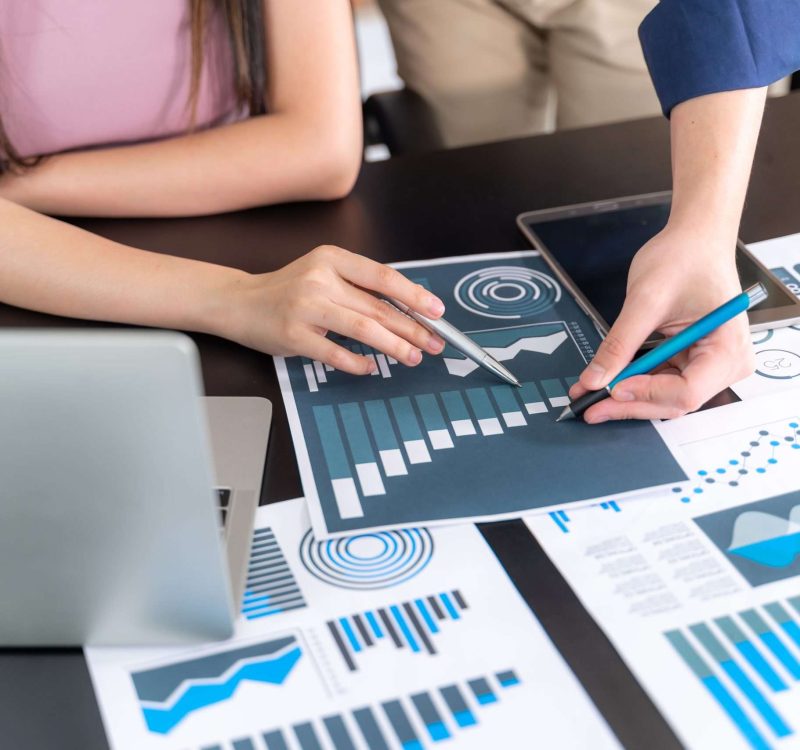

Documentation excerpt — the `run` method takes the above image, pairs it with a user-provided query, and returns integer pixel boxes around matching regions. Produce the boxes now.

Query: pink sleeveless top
[0,1,243,159]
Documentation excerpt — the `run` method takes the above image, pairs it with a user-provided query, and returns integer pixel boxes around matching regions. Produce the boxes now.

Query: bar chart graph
[327,590,469,671]
[241,526,306,620]
[278,253,687,535]
[666,598,800,750]
[214,669,521,750]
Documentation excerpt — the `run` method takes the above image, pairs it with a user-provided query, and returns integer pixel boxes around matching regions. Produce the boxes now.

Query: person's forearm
[667,88,767,247]
[0,111,361,218]
[0,197,243,331]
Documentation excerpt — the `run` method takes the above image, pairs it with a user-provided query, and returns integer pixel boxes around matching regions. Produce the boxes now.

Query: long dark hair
[0,0,266,174]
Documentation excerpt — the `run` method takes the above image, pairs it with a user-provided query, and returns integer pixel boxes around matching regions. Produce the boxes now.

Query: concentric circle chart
[299,527,434,589]
[755,349,800,380]
[454,266,562,319]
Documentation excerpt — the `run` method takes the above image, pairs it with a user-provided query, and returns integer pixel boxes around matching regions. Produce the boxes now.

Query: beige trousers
[377,0,662,147]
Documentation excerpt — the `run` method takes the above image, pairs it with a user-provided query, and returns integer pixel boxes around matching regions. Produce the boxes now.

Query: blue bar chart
[242,526,306,620]
[238,669,521,750]
[311,378,580,520]
[666,598,800,750]
[327,590,469,671]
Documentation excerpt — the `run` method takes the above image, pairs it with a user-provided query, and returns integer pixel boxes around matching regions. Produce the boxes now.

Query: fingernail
[429,336,444,353]
[585,362,606,385]
[409,348,422,365]
[613,389,634,402]
[428,297,445,317]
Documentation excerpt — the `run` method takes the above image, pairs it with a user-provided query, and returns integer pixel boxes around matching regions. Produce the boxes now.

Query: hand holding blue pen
[557,283,768,422]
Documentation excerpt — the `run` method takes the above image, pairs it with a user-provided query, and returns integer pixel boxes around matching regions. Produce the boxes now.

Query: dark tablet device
[517,191,800,347]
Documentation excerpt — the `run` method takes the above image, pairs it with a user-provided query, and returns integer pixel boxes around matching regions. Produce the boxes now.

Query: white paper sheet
[526,389,800,750]
[86,498,619,750]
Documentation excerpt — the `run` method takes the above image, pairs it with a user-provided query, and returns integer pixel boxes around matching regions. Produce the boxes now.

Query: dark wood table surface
[1,92,798,750]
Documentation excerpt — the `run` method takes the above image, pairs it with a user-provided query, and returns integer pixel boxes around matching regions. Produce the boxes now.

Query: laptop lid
[0,330,235,646]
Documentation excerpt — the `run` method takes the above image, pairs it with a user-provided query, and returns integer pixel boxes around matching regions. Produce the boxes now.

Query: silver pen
[383,296,521,387]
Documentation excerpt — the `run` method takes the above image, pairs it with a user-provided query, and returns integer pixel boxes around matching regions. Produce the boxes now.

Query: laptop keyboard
[215,487,232,528]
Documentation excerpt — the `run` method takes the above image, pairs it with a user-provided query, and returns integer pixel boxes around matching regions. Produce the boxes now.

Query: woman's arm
[0,197,445,370]
[571,87,767,422]
[0,0,362,217]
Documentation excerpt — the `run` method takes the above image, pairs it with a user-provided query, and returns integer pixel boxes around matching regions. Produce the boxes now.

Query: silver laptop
[0,330,271,646]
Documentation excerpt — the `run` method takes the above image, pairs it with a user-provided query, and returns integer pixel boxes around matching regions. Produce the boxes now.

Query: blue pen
[556,283,769,422]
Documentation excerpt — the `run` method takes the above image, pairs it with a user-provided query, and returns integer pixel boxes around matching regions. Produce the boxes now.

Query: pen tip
[556,407,574,422]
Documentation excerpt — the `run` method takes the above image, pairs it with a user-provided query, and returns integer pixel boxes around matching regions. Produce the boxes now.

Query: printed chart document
[526,389,800,750]
[86,498,619,750]
[275,251,685,538]
[735,235,800,400]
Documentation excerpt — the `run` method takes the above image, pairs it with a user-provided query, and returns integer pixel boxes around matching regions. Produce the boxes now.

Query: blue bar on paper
[411,691,451,741]
[390,604,420,652]
[365,610,384,639]
[262,730,290,750]
[491,385,521,414]
[312,405,351,480]
[293,722,324,750]
[715,616,787,692]
[741,609,800,679]
[339,403,375,465]
[691,624,791,737]
[441,390,471,422]
[339,617,362,652]
[541,379,566,400]
[232,740,256,750]
[666,630,770,750]
[550,511,569,533]
[383,700,423,750]
[440,592,460,620]
[465,388,497,421]
[468,677,497,705]
[201,746,224,750]
[390,397,424,442]
[353,707,390,750]
[415,598,440,633]
[765,602,800,649]
[323,715,357,750]
[364,400,400,452]
[415,394,448,431]
[496,669,520,688]
[440,684,477,728]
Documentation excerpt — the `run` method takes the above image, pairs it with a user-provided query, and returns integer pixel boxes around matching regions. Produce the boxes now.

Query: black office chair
[363,88,444,157]
[793,71,800,90]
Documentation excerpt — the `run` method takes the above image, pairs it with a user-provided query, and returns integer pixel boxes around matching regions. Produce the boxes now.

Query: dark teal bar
[541,379,566,399]
[339,403,375,465]
[415,394,447,431]
[390,397,423,441]
[465,388,496,421]
[364,400,399,451]
[353,707,390,750]
[323,715,357,750]
[232,740,255,750]
[293,722,324,750]
[262,731,290,750]
[312,405,351,480]
[440,390,470,421]
[491,385,521,414]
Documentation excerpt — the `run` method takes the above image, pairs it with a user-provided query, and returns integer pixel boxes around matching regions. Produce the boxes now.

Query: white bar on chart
[502,411,526,428]
[549,396,570,407]
[313,360,327,383]
[525,402,547,415]
[478,418,503,436]
[404,439,432,464]
[375,353,392,378]
[355,463,386,496]
[365,353,379,375]
[303,364,318,393]
[331,477,363,518]
[387,356,398,365]
[379,448,407,476]
[428,429,454,450]
[451,419,477,436]
[324,363,334,372]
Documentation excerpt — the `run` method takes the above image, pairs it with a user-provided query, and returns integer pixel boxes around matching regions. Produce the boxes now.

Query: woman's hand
[220,245,446,373]
[570,225,754,423]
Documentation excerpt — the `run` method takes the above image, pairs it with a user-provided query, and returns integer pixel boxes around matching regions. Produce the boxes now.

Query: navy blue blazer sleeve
[639,0,800,115]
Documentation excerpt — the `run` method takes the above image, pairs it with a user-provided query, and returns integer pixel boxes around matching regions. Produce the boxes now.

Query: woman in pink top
[0,0,446,373]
